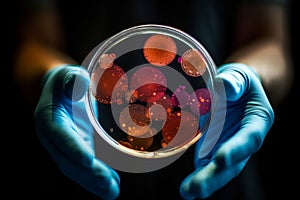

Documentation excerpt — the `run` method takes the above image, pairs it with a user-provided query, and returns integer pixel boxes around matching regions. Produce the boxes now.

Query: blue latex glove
[34,65,120,200]
[180,63,274,199]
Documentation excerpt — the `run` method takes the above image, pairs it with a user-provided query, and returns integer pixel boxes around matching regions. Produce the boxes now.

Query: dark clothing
[54,0,235,66]
[6,0,296,200]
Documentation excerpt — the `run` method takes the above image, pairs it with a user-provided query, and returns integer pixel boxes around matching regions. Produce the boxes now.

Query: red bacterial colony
[171,85,190,108]
[161,111,181,143]
[143,34,177,66]
[180,49,206,77]
[162,111,198,144]
[91,63,128,104]
[98,53,116,69]
[127,134,154,151]
[130,66,167,102]
[190,88,211,116]
[119,106,150,137]
[128,104,151,127]
[147,94,174,121]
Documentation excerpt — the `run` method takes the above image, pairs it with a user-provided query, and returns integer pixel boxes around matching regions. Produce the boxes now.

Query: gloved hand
[34,64,120,200]
[180,63,274,199]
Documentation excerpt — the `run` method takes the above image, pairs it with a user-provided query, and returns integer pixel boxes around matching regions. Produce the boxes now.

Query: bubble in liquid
[130,66,167,102]
[143,34,177,66]
[91,63,128,104]
[180,49,206,77]
[190,88,211,116]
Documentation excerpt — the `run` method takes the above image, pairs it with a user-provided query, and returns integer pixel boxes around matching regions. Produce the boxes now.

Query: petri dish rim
[84,24,218,159]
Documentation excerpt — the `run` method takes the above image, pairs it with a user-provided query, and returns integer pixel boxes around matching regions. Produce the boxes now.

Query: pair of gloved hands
[34,63,274,200]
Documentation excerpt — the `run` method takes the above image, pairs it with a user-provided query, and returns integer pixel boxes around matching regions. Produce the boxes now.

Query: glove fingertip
[63,67,90,101]
[110,168,121,185]
[217,72,244,101]
[103,177,120,200]
[180,176,211,200]
[180,179,197,200]
[217,63,252,101]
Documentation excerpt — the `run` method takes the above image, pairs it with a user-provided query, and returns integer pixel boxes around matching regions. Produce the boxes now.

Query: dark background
[2,0,299,199]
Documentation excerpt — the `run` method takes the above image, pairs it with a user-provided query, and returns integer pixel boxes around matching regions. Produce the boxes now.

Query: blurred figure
[10,0,293,199]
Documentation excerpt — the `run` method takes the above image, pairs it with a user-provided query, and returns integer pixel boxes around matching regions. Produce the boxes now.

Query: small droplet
[181,49,206,77]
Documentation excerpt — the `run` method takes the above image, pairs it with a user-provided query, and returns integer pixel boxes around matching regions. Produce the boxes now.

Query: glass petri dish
[82,24,218,172]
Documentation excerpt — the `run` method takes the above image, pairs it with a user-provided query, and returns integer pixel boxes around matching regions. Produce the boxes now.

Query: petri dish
[82,24,218,172]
